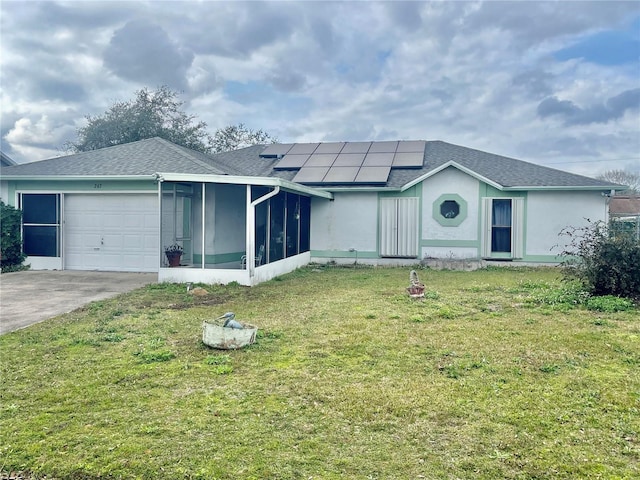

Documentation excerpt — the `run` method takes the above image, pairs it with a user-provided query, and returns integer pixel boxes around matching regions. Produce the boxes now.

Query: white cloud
[4,116,74,161]
[0,0,638,176]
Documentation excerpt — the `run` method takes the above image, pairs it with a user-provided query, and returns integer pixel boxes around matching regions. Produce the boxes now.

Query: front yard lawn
[1,266,638,479]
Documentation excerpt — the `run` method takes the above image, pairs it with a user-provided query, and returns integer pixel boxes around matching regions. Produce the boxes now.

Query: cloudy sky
[1,0,639,177]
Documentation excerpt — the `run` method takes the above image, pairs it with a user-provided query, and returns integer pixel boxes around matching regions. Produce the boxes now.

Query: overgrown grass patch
[1,266,638,479]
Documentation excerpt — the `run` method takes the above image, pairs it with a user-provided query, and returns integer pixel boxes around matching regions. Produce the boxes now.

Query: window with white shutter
[379,197,419,257]
[481,197,524,258]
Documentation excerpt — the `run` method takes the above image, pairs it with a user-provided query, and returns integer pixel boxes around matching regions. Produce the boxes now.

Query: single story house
[0,137,625,285]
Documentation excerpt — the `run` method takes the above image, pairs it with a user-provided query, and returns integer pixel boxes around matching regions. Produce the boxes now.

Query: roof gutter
[501,185,628,191]
[1,174,158,181]
[251,186,280,207]
[321,186,402,193]
[155,172,333,199]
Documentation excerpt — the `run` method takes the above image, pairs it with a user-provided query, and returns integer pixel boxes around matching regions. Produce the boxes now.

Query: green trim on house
[11,179,157,192]
[479,184,526,198]
[432,193,468,227]
[8,183,16,206]
[7,179,158,206]
[378,185,421,198]
[311,249,379,259]
[420,239,478,248]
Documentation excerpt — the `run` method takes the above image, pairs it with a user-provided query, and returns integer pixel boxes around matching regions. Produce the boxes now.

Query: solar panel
[274,154,310,170]
[292,167,330,183]
[362,152,394,166]
[354,166,391,183]
[314,142,345,154]
[341,142,372,154]
[396,140,426,153]
[392,152,424,168]
[368,141,398,153]
[272,140,427,185]
[334,153,366,166]
[323,166,360,183]
[288,143,320,155]
[260,144,294,157]
[304,153,338,167]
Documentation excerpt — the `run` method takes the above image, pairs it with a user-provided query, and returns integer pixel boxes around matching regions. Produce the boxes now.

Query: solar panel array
[261,141,425,185]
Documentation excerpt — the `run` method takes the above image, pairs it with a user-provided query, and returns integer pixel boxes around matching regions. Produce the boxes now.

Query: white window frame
[481,197,524,258]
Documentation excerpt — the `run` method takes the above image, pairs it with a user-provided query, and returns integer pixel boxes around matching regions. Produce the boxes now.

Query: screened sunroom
[156,173,331,286]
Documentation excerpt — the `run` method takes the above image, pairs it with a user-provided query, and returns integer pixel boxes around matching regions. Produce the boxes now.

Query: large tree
[597,169,640,195]
[211,123,277,153]
[67,86,214,153]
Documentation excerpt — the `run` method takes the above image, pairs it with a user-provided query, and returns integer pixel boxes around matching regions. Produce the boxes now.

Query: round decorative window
[440,200,460,219]
[432,194,467,227]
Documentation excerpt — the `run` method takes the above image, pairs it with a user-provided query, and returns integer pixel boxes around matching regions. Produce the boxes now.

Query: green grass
[1,266,638,479]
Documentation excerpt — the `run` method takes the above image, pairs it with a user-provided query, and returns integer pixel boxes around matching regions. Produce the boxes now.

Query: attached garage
[18,191,159,272]
[64,194,159,272]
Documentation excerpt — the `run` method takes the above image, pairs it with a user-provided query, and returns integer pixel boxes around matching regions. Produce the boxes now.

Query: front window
[433,194,467,227]
[440,200,460,218]
[20,193,61,257]
[491,199,512,252]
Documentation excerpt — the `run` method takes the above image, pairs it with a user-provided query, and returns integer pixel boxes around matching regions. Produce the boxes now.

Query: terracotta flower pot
[166,253,181,267]
[407,284,425,298]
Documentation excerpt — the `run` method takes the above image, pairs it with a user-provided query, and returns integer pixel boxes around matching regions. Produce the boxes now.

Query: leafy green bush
[558,220,640,300]
[585,295,634,312]
[0,201,27,272]
[530,281,590,309]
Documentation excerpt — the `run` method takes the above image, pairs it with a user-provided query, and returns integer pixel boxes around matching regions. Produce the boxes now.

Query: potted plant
[164,243,183,267]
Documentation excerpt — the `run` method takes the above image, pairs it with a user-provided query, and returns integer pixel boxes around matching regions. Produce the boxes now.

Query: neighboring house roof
[610,195,640,216]
[1,151,17,167]
[0,137,227,178]
[1,137,625,193]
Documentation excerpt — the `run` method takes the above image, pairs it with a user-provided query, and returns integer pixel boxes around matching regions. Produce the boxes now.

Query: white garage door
[64,194,159,272]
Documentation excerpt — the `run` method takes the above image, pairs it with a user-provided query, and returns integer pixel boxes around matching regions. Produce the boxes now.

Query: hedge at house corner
[558,219,640,300]
[0,201,28,272]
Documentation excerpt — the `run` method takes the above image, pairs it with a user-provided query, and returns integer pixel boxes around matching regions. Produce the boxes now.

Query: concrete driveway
[0,270,156,334]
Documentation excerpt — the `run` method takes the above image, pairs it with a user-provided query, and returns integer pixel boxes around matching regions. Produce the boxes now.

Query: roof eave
[502,185,626,191]
[401,161,503,191]
[1,174,158,181]
[397,161,625,192]
[320,186,402,192]
[156,172,333,199]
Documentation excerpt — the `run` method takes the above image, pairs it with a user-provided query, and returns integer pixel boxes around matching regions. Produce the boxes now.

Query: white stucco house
[0,137,625,285]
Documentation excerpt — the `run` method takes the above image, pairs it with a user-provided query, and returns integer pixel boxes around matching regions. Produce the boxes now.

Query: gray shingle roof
[210,140,623,190]
[208,144,277,177]
[416,141,618,189]
[1,137,624,191]
[0,137,227,177]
